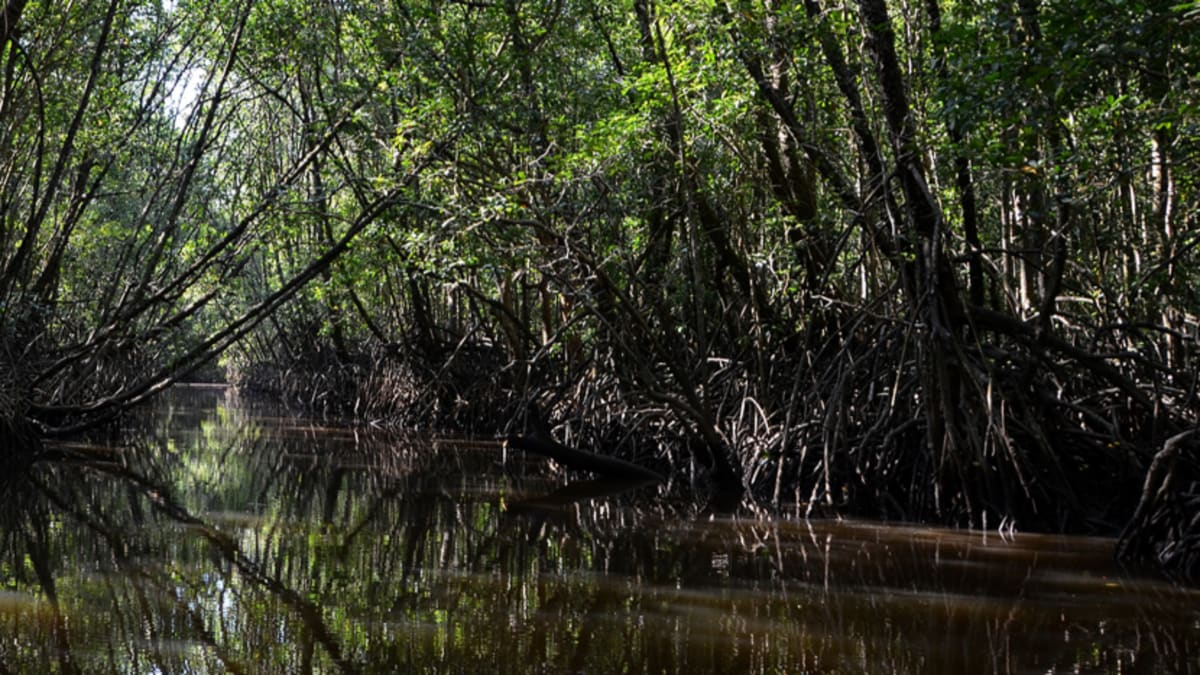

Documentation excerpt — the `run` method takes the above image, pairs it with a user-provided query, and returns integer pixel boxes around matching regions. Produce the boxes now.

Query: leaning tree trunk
[856,0,979,518]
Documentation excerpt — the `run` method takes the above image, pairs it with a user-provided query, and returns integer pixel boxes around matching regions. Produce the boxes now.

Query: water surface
[1,385,1197,673]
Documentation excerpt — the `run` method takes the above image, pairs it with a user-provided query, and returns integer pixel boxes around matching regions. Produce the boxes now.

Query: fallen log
[503,432,665,483]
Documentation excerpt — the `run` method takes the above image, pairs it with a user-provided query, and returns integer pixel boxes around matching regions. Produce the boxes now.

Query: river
[1,385,1197,673]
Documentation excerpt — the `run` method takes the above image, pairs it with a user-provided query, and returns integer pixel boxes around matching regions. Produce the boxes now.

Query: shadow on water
[0,385,1198,673]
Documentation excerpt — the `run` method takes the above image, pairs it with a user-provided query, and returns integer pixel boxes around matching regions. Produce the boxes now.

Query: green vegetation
[2,0,1199,575]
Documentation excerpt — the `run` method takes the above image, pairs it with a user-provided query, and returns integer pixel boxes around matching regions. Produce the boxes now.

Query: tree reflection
[0,387,1197,673]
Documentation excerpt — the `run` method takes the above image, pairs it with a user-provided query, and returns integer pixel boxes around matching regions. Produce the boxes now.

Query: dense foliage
[2,0,1199,574]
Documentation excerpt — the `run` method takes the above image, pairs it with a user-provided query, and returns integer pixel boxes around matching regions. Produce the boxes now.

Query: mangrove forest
[3,0,1200,584]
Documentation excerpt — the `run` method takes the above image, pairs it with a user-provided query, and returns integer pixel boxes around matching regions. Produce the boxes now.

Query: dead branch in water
[504,432,665,483]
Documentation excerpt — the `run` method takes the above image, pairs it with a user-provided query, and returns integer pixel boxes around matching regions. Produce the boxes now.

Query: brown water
[1,385,1197,674]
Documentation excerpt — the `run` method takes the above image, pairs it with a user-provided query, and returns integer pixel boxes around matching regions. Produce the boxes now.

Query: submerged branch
[504,432,665,483]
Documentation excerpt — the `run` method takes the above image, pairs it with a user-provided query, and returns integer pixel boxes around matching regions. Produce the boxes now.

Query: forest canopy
[2,0,1199,575]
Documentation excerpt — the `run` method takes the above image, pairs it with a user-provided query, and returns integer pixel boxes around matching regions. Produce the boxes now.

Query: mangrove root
[1117,429,1200,579]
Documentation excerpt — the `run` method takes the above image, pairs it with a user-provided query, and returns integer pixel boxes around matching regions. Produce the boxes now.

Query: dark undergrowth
[226,298,1200,581]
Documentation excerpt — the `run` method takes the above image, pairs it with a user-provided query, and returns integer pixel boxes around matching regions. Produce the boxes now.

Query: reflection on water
[1,385,1198,673]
